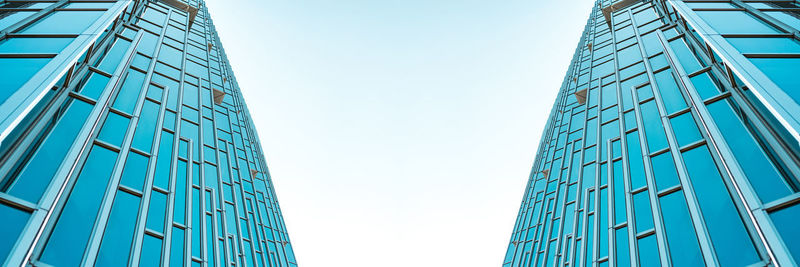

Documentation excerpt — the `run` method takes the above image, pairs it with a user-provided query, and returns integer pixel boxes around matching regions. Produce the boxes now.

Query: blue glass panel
[653,70,686,114]
[669,112,701,147]
[599,188,609,257]
[667,39,702,73]
[22,11,105,34]
[40,145,118,266]
[585,118,598,146]
[8,99,93,203]
[77,72,111,100]
[632,191,653,233]
[0,58,50,102]
[191,187,201,258]
[131,100,161,152]
[706,99,792,203]
[681,145,760,266]
[584,214,594,267]
[203,118,215,146]
[616,227,630,267]
[688,72,720,100]
[137,32,159,56]
[205,215,216,266]
[170,227,185,267]
[154,131,174,189]
[146,84,163,102]
[765,11,800,30]
[770,203,800,262]
[696,11,781,34]
[147,191,168,233]
[139,235,163,267]
[0,203,30,263]
[640,32,662,57]
[612,160,626,224]
[639,101,668,151]
[95,191,140,267]
[659,190,704,267]
[637,235,660,267]
[119,151,149,191]
[617,44,642,68]
[0,11,36,31]
[158,44,183,68]
[749,58,800,102]
[727,37,800,54]
[174,160,188,224]
[0,37,73,53]
[112,69,146,114]
[96,38,131,73]
[651,153,680,191]
[141,7,166,25]
[97,112,129,147]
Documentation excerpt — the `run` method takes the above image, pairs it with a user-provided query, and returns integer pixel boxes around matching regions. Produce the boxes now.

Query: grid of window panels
[503,0,800,266]
[0,1,296,266]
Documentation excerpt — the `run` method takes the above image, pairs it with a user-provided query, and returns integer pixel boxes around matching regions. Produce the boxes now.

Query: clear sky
[204,0,594,266]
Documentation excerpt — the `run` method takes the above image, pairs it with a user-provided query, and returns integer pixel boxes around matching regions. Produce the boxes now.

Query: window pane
[39,145,118,266]
[668,39,702,73]
[139,235,163,267]
[616,227,630,267]
[0,203,30,263]
[653,70,686,114]
[696,11,781,34]
[0,37,73,53]
[770,203,800,262]
[651,152,680,191]
[0,58,51,102]
[97,112,129,148]
[76,72,111,100]
[174,160,188,225]
[131,100,161,152]
[659,190,704,267]
[170,227,185,267]
[706,99,792,203]
[639,101,668,151]
[119,151,149,191]
[95,191,140,267]
[22,11,105,34]
[637,235,660,267]
[146,191,167,233]
[626,131,647,189]
[749,58,800,102]
[669,112,701,147]
[154,131,174,189]
[7,99,93,203]
[727,37,800,54]
[112,69,146,114]
[688,72,720,100]
[681,145,760,266]
[632,191,653,233]
[96,38,132,73]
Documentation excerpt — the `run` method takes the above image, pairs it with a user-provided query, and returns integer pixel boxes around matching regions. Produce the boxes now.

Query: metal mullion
[655,27,791,266]
[626,8,678,266]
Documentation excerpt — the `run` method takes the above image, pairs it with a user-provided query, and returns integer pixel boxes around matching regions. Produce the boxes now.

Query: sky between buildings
[204,0,594,266]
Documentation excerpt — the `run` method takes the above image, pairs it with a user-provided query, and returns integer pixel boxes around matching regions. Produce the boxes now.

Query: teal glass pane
[688,72,720,100]
[617,44,642,68]
[706,99,792,203]
[170,227,185,267]
[669,112,701,147]
[770,203,800,262]
[639,101,668,151]
[765,11,800,30]
[616,227,630,267]
[612,160,626,224]
[668,39,702,73]
[651,153,680,191]
[146,191,167,233]
[139,235,163,267]
[141,7,166,25]
[584,214,594,267]
[696,11,781,34]
[7,99,93,203]
[632,191,653,233]
[131,100,161,152]
[0,37,73,53]
[40,145,118,266]
[154,131,174,189]
[97,112,129,147]
[112,69,146,114]
[137,32,159,56]
[0,58,50,102]
[22,11,105,34]
[727,37,800,54]
[749,58,800,103]
[0,203,30,263]
[119,151,149,191]
[637,235,660,267]
[95,191,140,267]
[0,11,36,30]
[640,32,662,57]
[653,70,686,114]
[205,215,216,265]
[191,187,201,258]
[157,44,183,68]
[659,190,704,267]
[174,160,188,224]
[681,145,760,266]
[96,38,132,73]
[76,72,111,100]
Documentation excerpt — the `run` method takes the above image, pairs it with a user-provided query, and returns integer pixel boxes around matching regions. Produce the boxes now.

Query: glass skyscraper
[0,0,296,266]
[504,0,800,266]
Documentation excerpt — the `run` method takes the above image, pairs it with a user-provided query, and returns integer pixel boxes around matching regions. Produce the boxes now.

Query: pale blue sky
[204,1,593,266]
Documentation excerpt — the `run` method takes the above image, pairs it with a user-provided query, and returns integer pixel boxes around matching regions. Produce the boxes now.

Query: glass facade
[0,0,296,266]
[503,0,800,266]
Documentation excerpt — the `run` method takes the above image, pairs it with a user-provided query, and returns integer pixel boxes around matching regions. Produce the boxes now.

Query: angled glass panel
[21,11,105,34]
[95,190,140,267]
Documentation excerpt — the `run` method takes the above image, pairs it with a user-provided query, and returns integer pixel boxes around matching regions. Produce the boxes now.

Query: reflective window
[7,99,93,203]
[696,10,781,34]
[112,69,146,114]
[632,191,653,233]
[119,151,149,191]
[146,191,167,233]
[0,203,30,263]
[651,153,680,191]
[97,112,129,147]
[137,32,159,57]
[637,235,660,267]
[22,11,105,34]
[154,131,173,189]
[770,203,800,262]
[659,190,704,267]
[639,101,668,151]
[653,70,686,114]
[616,227,630,267]
[0,37,73,53]
[170,227,185,267]
[764,11,800,30]
[749,58,800,101]
[618,44,642,68]
[727,37,800,54]
[76,72,111,100]
[40,145,118,266]
[157,44,183,68]
[706,99,793,203]
[174,160,188,224]
[131,100,161,152]
[139,235,163,267]
[688,72,721,100]
[95,191,140,267]
[682,145,760,266]
[96,38,131,73]
[0,58,50,101]
[0,11,36,31]
[668,39,703,73]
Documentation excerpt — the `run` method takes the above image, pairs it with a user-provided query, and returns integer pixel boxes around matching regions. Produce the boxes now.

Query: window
[154,131,174,189]
[659,190,704,267]
[639,101,668,151]
[0,58,51,101]
[97,111,130,147]
[0,37,73,54]
[22,11,105,34]
[0,203,30,263]
[653,70,686,114]
[669,112,701,147]
[146,191,168,233]
[749,58,800,100]
[95,191,140,266]
[131,100,161,152]
[770,203,800,262]
[696,10,781,34]
[637,234,660,266]
[119,151,149,191]
[39,145,119,266]
[96,38,132,73]
[76,72,111,100]
[112,69,146,114]
[139,235,163,267]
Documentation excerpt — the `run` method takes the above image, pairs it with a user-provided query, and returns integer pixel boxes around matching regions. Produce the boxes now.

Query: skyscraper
[0,0,296,266]
[503,0,800,266]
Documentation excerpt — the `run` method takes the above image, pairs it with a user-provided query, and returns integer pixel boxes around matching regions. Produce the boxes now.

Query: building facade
[504,0,800,266]
[0,0,296,266]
